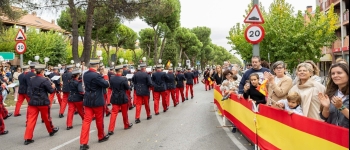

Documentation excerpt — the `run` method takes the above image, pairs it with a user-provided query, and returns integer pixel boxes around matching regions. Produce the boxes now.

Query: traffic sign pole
[253,0,259,57]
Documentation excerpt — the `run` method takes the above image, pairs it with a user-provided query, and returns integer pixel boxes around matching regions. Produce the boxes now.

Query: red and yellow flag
[166,60,171,68]
[256,79,268,96]
[208,77,213,85]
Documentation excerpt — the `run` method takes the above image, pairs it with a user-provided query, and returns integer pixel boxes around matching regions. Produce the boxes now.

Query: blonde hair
[287,92,301,105]
[335,58,348,64]
[297,63,314,74]
[304,60,320,76]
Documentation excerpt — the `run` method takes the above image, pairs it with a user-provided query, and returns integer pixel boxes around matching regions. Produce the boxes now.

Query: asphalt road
[1,82,254,150]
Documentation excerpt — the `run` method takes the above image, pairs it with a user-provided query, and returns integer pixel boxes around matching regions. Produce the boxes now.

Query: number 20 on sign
[15,41,27,54]
[244,24,265,44]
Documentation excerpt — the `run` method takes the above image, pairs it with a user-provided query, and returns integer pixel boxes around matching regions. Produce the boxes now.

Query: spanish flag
[208,77,213,85]
[256,79,268,96]
[166,60,171,68]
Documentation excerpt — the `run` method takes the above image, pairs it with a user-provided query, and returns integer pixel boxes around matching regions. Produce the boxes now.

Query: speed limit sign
[15,41,27,54]
[244,24,265,44]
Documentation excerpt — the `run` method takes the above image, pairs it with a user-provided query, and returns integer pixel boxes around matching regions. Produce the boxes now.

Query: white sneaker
[3,102,7,106]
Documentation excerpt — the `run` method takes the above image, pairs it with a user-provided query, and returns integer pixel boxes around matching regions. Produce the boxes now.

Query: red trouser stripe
[80,106,105,144]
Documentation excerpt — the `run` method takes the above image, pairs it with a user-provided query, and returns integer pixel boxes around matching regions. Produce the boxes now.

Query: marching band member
[60,65,74,118]
[49,67,62,111]
[132,63,152,124]
[122,65,134,110]
[99,65,111,117]
[80,59,110,150]
[108,65,133,135]
[0,82,8,135]
[14,65,30,116]
[24,64,59,145]
[107,67,115,106]
[175,68,186,103]
[66,69,84,130]
[193,69,199,84]
[184,68,195,100]
[152,65,169,114]
[165,68,178,107]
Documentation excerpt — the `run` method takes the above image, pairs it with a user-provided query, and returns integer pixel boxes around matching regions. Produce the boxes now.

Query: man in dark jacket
[108,65,133,136]
[165,68,177,107]
[203,68,211,91]
[175,68,186,102]
[60,65,73,118]
[152,65,169,114]
[24,64,59,145]
[66,69,84,130]
[122,65,133,110]
[184,68,195,100]
[14,66,30,116]
[80,59,110,150]
[193,69,199,84]
[49,67,62,109]
[132,63,152,124]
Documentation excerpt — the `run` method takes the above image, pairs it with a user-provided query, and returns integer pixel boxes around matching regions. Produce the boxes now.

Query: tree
[162,38,178,68]
[191,26,212,69]
[139,28,160,60]
[228,0,338,70]
[140,0,181,64]
[0,0,25,22]
[0,27,67,65]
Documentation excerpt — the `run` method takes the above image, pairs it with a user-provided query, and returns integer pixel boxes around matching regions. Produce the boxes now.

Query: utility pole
[340,0,344,59]
[253,0,260,57]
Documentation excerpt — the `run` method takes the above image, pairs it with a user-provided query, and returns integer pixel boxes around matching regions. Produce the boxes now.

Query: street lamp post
[96,50,102,58]
[44,57,50,68]
[158,59,162,65]
[142,57,146,64]
[28,60,32,65]
[111,62,115,68]
[34,56,40,62]
[125,60,128,64]
[100,57,104,66]
[70,60,74,65]
[119,58,124,65]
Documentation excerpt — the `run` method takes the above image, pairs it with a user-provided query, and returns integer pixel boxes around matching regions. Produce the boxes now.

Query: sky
[39,0,316,60]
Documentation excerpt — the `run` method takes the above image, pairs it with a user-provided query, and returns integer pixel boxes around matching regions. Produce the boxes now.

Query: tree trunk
[106,45,110,67]
[92,35,98,59]
[147,45,151,59]
[68,0,79,63]
[159,36,166,59]
[178,44,183,63]
[81,0,96,64]
[153,25,159,64]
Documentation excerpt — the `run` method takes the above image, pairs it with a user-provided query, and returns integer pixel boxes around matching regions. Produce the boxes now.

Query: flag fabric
[256,79,268,96]
[208,77,213,85]
[166,60,171,68]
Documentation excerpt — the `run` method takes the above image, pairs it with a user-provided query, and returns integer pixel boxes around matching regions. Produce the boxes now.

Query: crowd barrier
[213,86,349,150]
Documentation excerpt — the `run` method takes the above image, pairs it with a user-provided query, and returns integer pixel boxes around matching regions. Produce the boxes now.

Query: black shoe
[108,131,114,135]
[191,96,193,99]
[106,112,111,117]
[206,89,207,91]
[59,114,64,118]
[4,113,12,119]
[49,127,59,136]
[147,116,152,120]
[107,103,111,106]
[129,106,134,110]
[118,110,122,113]
[80,144,89,150]
[0,130,8,135]
[174,104,178,107]
[41,120,44,123]
[98,135,109,143]
[92,117,96,120]
[66,126,73,130]
[232,127,237,133]
[24,139,34,145]
[155,113,159,115]
[74,111,78,115]
[124,123,133,130]
[186,98,188,100]
[135,119,141,124]
[14,114,21,117]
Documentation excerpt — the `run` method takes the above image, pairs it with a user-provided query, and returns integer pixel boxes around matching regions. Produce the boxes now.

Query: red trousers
[166,89,177,106]
[107,88,112,105]
[153,91,167,113]
[194,77,198,84]
[135,95,151,119]
[185,84,194,98]
[133,90,137,105]
[80,106,106,144]
[60,92,69,114]
[205,80,211,90]
[24,105,54,140]
[126,90,132,108]
[108,103,129,131]
[49,91,62,107]
[104,94,110,114]
[14,94,30,115]
[150,87,154,99]
[176,87,185,102]
[0,104,6,133]
[66,101,84,127]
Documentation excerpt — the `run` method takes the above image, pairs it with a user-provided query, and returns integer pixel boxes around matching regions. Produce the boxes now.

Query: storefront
[332,46,349,63]
[319,54,333,77]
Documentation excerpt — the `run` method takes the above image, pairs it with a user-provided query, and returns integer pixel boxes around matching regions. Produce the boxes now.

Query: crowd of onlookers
[203,57,349,129]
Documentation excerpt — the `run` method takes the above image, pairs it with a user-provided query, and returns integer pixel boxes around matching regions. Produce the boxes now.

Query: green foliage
[57,7,86,36]
[162,38,178,66]
[139,28,158,59]
[0,0,25,22]
[228,0,338,70]
[0,27,67,65]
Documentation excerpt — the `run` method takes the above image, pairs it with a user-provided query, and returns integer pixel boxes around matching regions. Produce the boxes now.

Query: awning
[320,54,332,61]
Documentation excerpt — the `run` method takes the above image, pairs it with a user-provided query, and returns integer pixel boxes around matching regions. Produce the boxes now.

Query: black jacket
[62,71,72,92]
[49,72,61,91]
[18,72,27,94]
[184,72,195,85]
[28,75,55,106]
[243,85,266,105]
[152,71,169,92]
[24,70,36,97]
[83,69,110,107]
[165,72,176,89]
[110,75,130,104]
[132,71,152,96]
[68,79,84,102]
[175,73,186,88]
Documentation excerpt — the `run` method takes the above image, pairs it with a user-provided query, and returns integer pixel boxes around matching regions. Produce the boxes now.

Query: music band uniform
[61,65,73,118]
[175,68,186,102]
[152,65,170,114]
[48,67,62,108]
[165,68,178,107]
[14,66,30,116]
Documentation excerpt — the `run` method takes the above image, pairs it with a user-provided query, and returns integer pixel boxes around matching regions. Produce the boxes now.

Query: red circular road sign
[15,41,27,54]
[244,24,265,44]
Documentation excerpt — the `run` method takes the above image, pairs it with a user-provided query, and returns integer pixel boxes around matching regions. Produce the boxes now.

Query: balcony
[325,0,341,11]
[344,11,349,25]
[332,36,349,52]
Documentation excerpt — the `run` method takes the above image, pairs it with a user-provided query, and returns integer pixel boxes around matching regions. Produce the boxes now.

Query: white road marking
[215,111,248,150]
[50,130,96,150]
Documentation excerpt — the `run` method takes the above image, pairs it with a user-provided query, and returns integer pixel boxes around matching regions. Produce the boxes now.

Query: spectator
[220,70,238,100]
[243,73,266,105]
[265,61,293,104]
[292,60,321,85]
[203,68,212,91]
[319,63,349,129]
[242,63,252,74]
[289,63,325,121]
[13,67,22,101]
[212,65,224,86]
[238,56,270,98]
[261,60,270,69]
[275,92,303,115]
[230,66,242,84]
